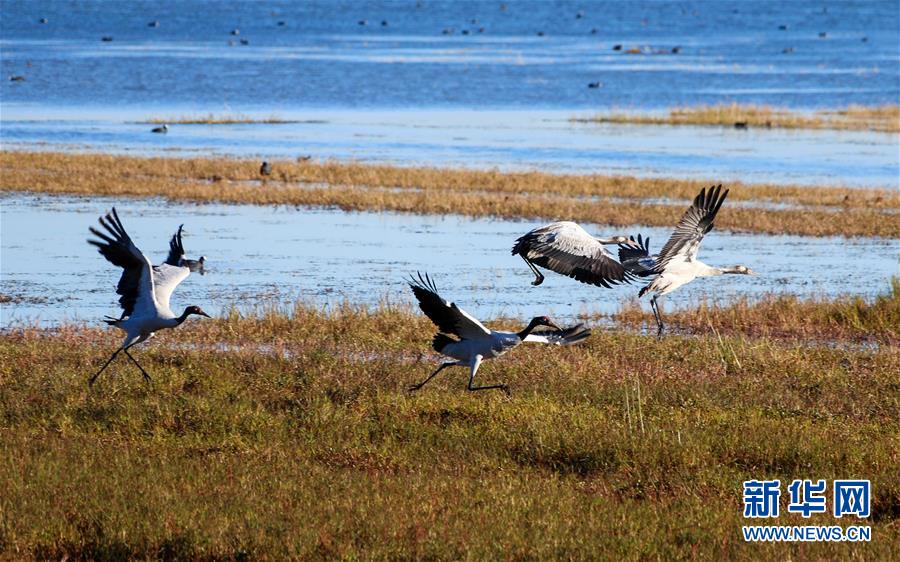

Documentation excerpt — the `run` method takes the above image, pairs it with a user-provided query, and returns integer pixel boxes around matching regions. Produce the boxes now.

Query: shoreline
[2,151,897,239]
[573,103,900,133]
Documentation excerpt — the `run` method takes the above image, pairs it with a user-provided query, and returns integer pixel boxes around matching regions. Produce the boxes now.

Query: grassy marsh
[615,279,900,345]
[1,294,898,559]
[575,104,900,132]
[2,151,898,238]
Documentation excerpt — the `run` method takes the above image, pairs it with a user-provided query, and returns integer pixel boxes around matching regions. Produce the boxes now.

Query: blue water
[2,0,898,109]
[2,0,898,187]
[2,194,898,327]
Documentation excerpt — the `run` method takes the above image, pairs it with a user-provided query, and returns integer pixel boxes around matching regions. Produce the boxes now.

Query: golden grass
[615,278,900,345]
[143,114,301,125]
[576,103,900,132]
[1,151,898,238]
[1,295,898,558]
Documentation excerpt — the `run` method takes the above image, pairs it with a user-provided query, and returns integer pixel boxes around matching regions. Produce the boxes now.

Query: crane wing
[523,323,592,345]
[151,264,190,315]
[511,221,630,288]
[165,224,186,266]
[87,207,156,318]
[654,185,729,271]
[408,272,491,340]
[617,234,657,278]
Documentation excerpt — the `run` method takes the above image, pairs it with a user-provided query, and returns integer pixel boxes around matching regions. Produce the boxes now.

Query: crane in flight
[407,272,591,395]
[87,208,210,386]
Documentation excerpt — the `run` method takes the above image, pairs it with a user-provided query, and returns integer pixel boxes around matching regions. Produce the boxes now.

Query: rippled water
[2,109,898,188]
[2,193,897,327]
[2,0,897,109]
[3,0,898,187]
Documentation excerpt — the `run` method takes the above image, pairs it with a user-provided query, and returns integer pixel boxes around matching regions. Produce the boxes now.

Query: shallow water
[3,0,899,189]
[2,0,897,109]
[2,193,897,327]
[3,109,898,188]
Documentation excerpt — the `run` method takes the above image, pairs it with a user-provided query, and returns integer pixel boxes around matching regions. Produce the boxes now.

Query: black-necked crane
[168,225,207,275]
[511,221,633,287]
[87,208,210,386]
[407,272,591,395]
[618,185,755,337]
[260,161,272,176]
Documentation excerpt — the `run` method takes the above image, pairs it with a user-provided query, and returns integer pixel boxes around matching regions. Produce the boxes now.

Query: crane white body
[407,272,590,394]
[88,209,209,385]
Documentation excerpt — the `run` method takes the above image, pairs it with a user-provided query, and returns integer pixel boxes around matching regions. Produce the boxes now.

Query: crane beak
[199,310,212,318]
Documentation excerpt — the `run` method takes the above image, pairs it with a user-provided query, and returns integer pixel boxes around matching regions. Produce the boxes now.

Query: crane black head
[518,315,561,339]
[178,305,211,323]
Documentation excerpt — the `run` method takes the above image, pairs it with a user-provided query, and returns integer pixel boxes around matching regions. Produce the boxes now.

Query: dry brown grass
[143,114,300,125]
[1,296,898,559]
[1,151,898,238]
[576,103,900,132]
[615,279,900,345]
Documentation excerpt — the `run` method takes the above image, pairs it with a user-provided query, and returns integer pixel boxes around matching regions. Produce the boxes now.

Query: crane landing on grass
[87,208,211,386]
[407,272,591,395]
[511,221,633,287]
[618,185,755,337]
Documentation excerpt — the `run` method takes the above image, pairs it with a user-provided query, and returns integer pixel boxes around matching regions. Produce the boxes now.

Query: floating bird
[612,44,622,50]
[87,209,210,385]
[39,17,48,24]
[260,161,272,175]
[733,121,748,129]
[587,81,602,89]
[9,75,25,82]
[148,20,159,27]
[240,38,249,45]
[151,124,168,134]
[618,185,755,337]
[407,273,589,395]
[101,36,113,42]
[231,28,240,35]
[511,222,633,287]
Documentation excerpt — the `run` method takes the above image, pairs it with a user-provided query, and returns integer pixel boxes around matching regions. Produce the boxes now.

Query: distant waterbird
[87,208,210,386]
[168,225,207,275]
[511,222,633,287]
[260,161,272,176]
[407,272,590,395]
[151,124,168,134]
[618,185,755,337]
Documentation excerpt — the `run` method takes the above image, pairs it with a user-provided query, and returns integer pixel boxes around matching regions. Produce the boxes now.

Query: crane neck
[517,318,542,340]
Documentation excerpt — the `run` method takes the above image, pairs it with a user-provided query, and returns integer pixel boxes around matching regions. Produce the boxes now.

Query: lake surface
[2,109,898,188]
[2,193,897,327]
[2,0,898,188]
[2,0,897,109]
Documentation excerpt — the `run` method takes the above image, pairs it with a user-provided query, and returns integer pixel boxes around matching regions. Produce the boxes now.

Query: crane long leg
[409,360,461,392]
[466,355,510,395]
[650,295,664,338]
[520,255,545,286]
[89,348,122,386]
[123,347,153,382]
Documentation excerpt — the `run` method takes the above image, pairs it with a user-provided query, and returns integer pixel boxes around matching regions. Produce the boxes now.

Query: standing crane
[511,221,633,287]
[408,272,591,395]
[618,185,756,337]
[87,208,210,386]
